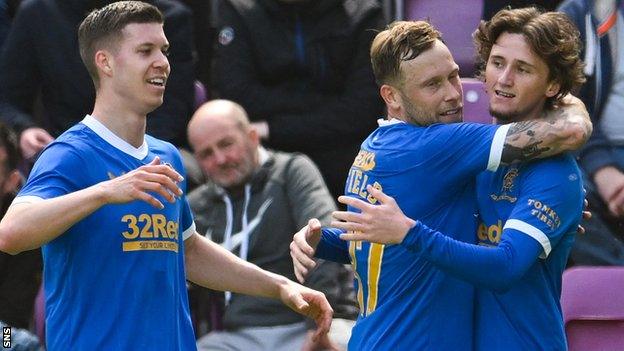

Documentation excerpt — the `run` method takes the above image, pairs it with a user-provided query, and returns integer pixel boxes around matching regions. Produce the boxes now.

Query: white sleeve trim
[182,222,196,241]
[11,196,44,206]
[487,124,511,172]
[504,219,551,259]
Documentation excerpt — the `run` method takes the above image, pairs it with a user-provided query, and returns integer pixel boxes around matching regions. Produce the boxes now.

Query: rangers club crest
[490,168,519,202]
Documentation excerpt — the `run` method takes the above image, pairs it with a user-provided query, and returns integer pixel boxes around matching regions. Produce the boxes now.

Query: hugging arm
[501,95,592,163]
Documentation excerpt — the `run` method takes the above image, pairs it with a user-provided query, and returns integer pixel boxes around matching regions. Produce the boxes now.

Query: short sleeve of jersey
[165,142,195,241]
[16,141,88,201]
[427,123,509,174]
[180,196,195,240]
[503,158,583,258]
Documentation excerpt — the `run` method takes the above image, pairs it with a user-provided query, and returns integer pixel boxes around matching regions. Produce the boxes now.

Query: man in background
[188,100,357,351]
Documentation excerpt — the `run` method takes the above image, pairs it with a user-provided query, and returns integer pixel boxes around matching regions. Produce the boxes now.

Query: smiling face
[105,22,170,115]
[485,32,560,123]
[394,40,463,125]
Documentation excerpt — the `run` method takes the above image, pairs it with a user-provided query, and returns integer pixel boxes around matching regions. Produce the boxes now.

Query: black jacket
[0,0,195,146]
[212,0,385,199]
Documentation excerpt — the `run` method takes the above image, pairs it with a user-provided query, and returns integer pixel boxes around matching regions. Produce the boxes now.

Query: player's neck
[92,96,147,148]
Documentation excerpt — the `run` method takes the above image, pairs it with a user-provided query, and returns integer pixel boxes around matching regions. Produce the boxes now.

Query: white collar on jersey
[377,117,406,127]
[81,114,149,160]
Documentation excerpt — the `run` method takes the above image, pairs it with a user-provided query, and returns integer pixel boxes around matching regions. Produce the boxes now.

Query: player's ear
[545,80,561,98]
[380,84,402,111]
[248,126,260,147]
[95,50,113,77]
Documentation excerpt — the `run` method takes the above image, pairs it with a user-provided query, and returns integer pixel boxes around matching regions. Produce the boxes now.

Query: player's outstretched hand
[290,218,321,283]
[334,185,415,244]
[279,279,333,342]
[98,156,183,209]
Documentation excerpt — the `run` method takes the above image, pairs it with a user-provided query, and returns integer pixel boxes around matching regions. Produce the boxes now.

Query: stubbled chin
[440,114,462,124]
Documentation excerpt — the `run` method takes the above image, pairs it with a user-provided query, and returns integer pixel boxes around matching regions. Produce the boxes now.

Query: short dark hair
[473,7,585,109]
[370,21,442,87]
[78,1,164,87]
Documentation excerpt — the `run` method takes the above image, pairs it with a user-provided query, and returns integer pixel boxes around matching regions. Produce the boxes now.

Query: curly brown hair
[473,7,585,109]
[370,21,442,87]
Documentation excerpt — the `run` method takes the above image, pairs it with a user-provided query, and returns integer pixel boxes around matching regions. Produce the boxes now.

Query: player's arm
[501,94,592,163]
[0,157,183,255]
[184,232,333,340]
[336,175,582,292]
[396,222,543,292]
[290,219,350,283]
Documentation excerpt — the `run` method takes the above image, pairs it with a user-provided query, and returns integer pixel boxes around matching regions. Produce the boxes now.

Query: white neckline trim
[377,118,406,127]
[81,115,149,160]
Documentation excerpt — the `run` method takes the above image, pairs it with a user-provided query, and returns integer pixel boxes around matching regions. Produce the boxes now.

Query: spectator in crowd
[0,2,332,349]
[0,0,194,162]
[558,0,624,266]
[211,0,385,201]
[0,122,42,351]
[187,99,357,351]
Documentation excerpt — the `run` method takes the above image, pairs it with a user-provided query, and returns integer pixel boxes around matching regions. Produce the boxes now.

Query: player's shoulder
[423,122,499,141]
[521,154,583,198]
[524,154,580,177]
[146,134,184,165]
[41,124,98,156]
[146,134,178,154]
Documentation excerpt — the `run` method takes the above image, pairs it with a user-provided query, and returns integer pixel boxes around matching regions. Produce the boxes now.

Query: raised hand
[333,185,415,244]
[97,156,183,209]
[290,218,322,283]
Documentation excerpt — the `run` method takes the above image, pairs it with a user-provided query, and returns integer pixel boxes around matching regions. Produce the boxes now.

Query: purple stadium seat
[461,78,492,124]
[33,282,45,345]
[404,0,483,77]
[561,267,624,351]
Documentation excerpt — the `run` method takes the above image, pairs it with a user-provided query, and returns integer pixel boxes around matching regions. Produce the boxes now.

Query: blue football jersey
[474,154,583,350]
[318,119,509,350]
[15,116,196,350]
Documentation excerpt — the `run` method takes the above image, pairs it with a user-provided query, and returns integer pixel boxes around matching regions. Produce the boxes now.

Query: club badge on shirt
[490,167,518,202]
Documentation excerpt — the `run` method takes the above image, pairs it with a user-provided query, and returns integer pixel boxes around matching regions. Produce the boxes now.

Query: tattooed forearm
[502,121,553,163]
[502,141,550,163]
[500,95,592,164]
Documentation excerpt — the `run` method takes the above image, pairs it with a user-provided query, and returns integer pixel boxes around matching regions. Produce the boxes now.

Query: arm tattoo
[501,120,556,164]
[499,100,590,165]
